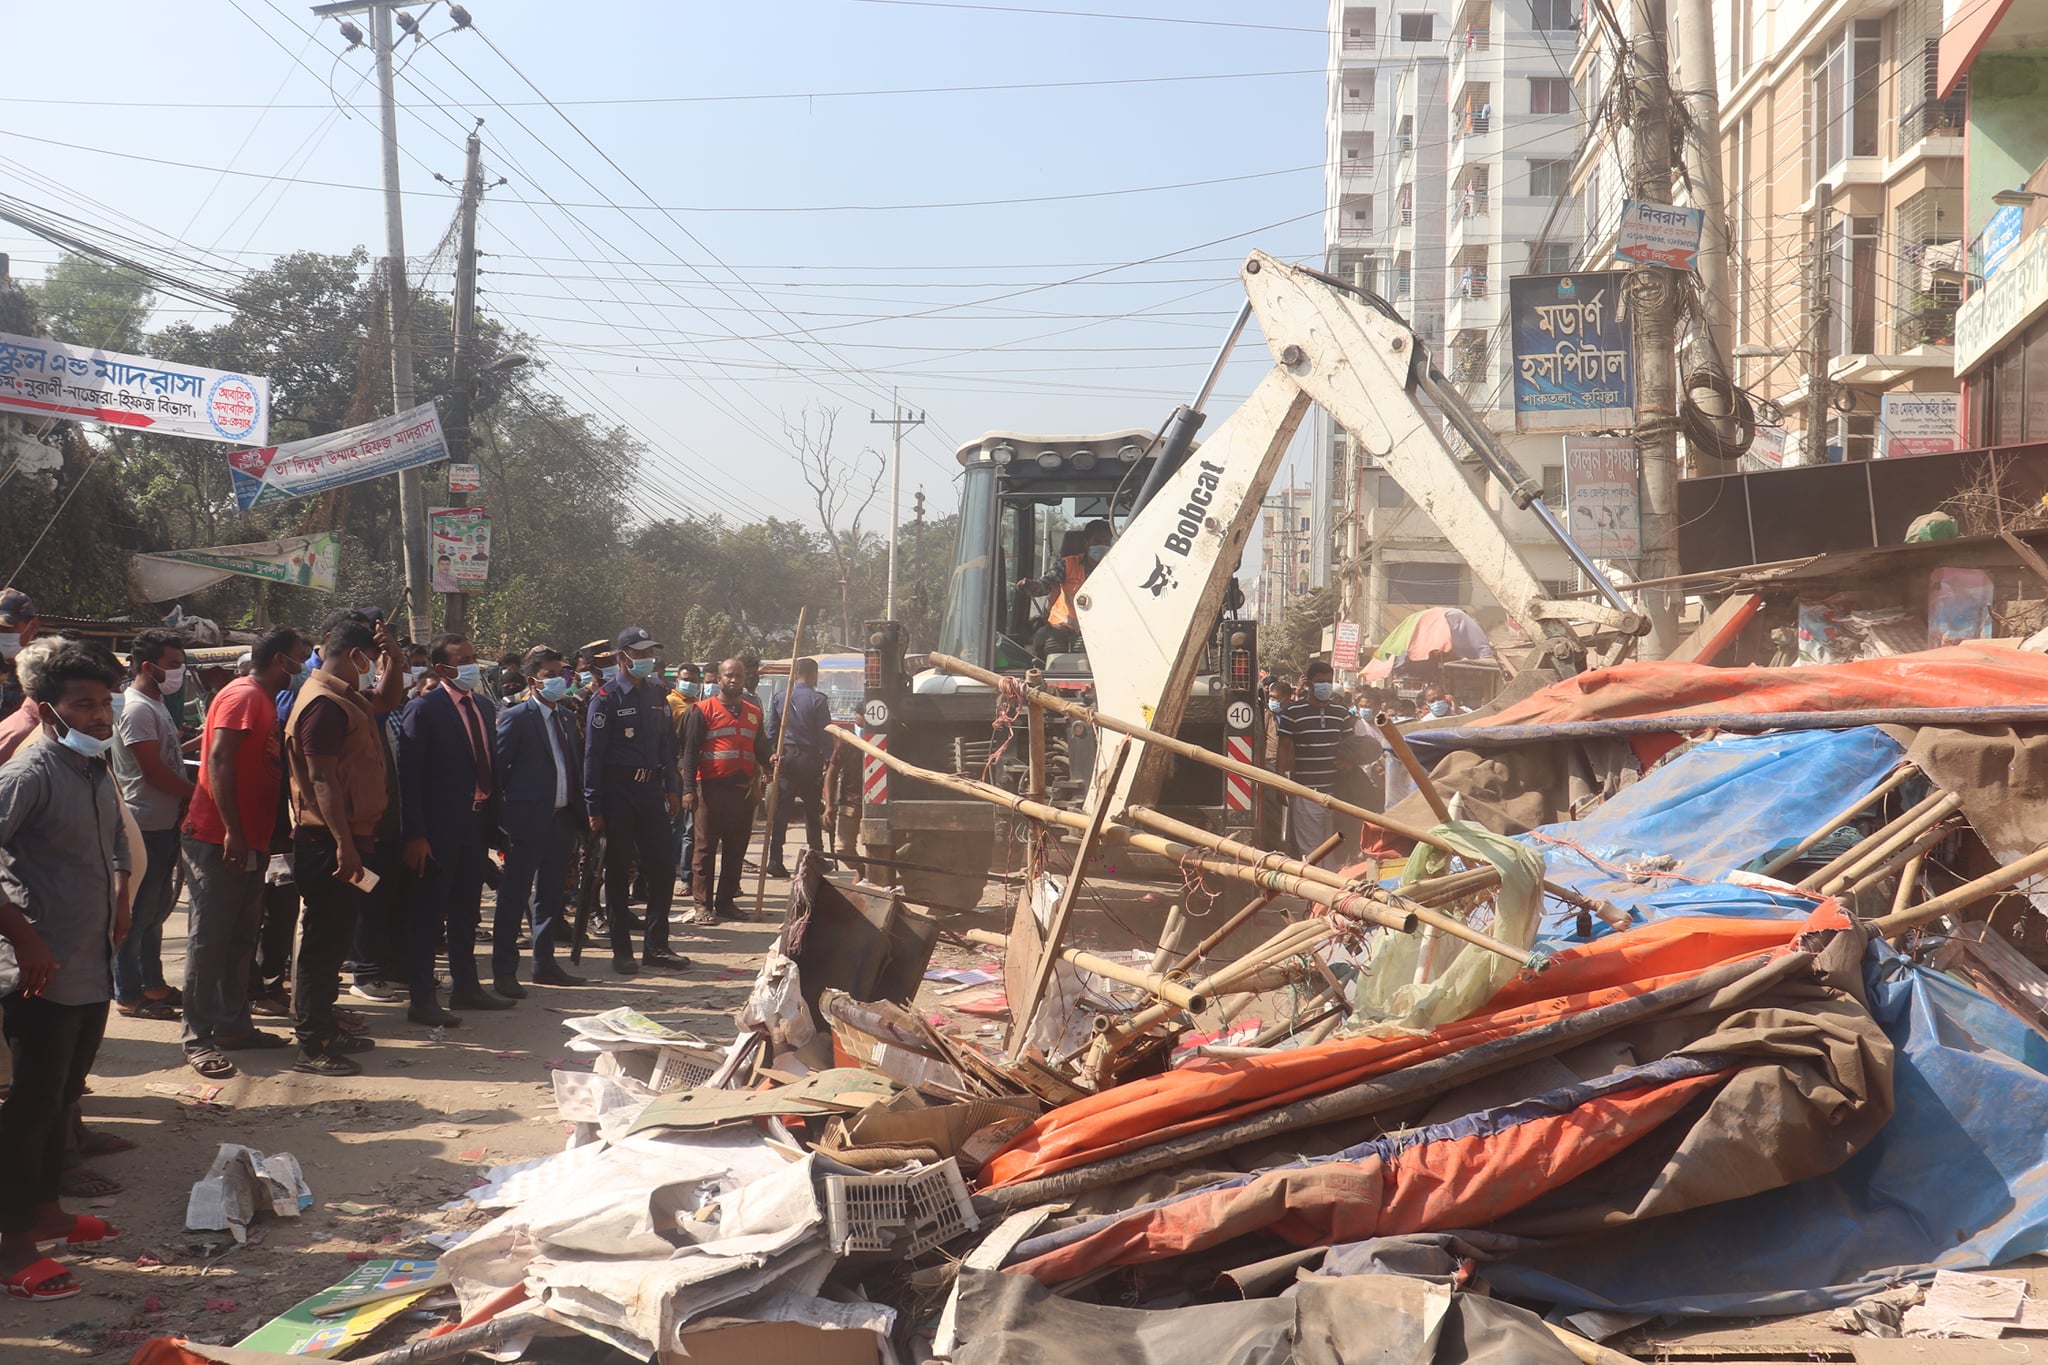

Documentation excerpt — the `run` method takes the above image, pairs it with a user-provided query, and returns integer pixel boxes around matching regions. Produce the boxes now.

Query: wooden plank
[1854,1343,2048,1363]
[1005,740,1131,1054]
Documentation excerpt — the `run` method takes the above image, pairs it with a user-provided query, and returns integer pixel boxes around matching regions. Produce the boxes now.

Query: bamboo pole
[1890,850,1927,919]
[1150,901,1190,975]
[751,606,808,921]
[1012,741,1131,1051]
[1838,822,1954,899]
[1375,712,1451,823]
[1024,667,1047,800]
[828,727,1416,933]
[962,927,1207,1010]
[1169,832,1343,974]
[1756,763,1919,878]
[1822,793,1963,895]
[1797,789,1951,891]
[1872,843,2048,937]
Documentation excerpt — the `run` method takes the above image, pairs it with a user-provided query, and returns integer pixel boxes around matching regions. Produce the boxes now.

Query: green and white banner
[133,532,339,601]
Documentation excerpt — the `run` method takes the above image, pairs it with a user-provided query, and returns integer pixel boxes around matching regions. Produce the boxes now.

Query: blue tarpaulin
[1526,728,1906,939]
[1487,943,2048,1315]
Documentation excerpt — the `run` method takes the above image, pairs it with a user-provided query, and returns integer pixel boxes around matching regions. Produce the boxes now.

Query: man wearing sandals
[0,642,131,1301]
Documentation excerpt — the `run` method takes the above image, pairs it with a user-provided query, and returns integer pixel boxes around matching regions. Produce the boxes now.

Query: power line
[847,0,1323,34]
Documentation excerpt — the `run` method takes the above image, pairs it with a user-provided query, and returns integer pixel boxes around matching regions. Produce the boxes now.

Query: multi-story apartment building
[1317,0,1586,663]
[1574,0,1963,467]
[1255,485,1316,627]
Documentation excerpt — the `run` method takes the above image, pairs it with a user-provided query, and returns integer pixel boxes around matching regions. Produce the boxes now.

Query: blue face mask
[629,656,658,679]
[1086,544,1109,562]
[47,710,114,760]
[1267,699,1283,715]
[577,671,594,687]
[451,662,483,692]
[537,675,570,702]
[1311,682,1334,702]
[677,681,699,699]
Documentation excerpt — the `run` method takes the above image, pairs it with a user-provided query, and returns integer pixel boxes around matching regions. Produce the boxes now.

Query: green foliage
[26,255,154,352]
[1269,586,1338,679]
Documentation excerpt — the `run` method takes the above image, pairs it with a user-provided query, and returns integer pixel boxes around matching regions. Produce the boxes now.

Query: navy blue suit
[494,697,584,979]
[581,674,678,960]
[398,685,498,1004]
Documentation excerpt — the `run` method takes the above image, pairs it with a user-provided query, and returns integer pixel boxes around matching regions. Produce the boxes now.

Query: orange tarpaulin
[982,907,1845,1189]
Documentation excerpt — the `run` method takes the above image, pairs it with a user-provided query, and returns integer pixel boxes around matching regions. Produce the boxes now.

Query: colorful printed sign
[228,404,446,509]
[429,506,490,593]
[447,462,481,494]
[1509,272,1635,432]
[236,1258,440,1357]
[133,532,340,601]
[1616,199,1705,271]
[1563,436,1641,558]
[1332,621,1362,671]
[1878,393,1962,457]
[0,331,268,445]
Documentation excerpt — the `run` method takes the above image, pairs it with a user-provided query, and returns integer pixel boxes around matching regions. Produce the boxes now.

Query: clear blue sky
[0,1,1329,529]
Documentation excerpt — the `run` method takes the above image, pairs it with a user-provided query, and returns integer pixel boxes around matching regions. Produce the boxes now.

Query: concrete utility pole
[1808,188,1835,465]
[870,389,925,621]
[1621,0,1682,658]
[1669,0,1737,445]
[443,123,484,636]
[314,0,431,640]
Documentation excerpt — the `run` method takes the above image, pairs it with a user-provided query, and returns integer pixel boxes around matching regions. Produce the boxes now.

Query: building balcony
[1341,160,1377,181]
[1455,108,1493,141]
[1899,95,1966,149]
[1896,300,1959,351]
[1343,32,1380,51]
[1457,270,1490,298]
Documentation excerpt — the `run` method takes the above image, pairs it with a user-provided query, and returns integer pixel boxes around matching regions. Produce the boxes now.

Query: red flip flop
[4,1258,81,1301]
[35,1214,120,1253]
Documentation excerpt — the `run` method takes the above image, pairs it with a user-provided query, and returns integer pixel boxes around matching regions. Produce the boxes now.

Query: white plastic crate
[822,1158,979,1257]
[648,1045,721,1093]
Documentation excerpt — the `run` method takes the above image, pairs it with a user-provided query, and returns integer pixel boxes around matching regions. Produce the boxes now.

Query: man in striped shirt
[1276,660,1348,857]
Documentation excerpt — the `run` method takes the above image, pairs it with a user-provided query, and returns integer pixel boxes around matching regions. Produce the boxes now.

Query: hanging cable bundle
[1679,366,1759,463]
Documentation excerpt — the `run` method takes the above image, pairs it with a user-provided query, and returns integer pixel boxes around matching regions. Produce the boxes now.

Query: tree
[27,253,154,351]
[788,406,884,648]
[1269,586,1338,680]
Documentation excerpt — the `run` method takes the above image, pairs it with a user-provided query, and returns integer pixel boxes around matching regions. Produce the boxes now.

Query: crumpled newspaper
[184,1143,312,1242]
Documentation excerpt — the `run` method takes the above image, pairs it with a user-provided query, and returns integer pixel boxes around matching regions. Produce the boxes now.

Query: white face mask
[158,665,185,695]
[0,633,20,661]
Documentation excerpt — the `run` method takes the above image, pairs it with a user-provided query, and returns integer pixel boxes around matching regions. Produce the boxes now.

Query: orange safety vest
[694,691,763,782]
[1046,553,1091,630]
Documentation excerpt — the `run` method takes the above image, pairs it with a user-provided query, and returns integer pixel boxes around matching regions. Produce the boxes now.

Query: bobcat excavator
[858,250,1646,908]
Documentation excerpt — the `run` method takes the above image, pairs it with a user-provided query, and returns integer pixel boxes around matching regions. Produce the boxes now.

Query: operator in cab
[1016,519,1113,666]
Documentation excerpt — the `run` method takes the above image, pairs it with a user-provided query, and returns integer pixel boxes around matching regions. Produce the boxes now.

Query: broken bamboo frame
[1168,832,1344,975]
[962,927,1207,1011]
[1149,901,1190,975]
[1126,804,1531,966]
[1093,915,1346,1057]
[1838,822,1955,899]
[828,727,1416,933]
[1025,667,1048,800]
[1376,711,1452,824]
[1011,741,1132,1051]
[1815,791,1964,895]
[1756,763,1920,878]
[1798,788,1952,891]
[1872,843,2048,937]
[1890,850,1927,918]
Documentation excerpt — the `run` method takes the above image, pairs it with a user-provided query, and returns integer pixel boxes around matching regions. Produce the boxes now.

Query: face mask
[156,665,185,694]
[1087,544,1109,562]
[48,710,114,760]
[537,675,570,702]
[0,633,19,661]
[629,656,658,679]
[578,670,595,687]
[1311,682,1333,702]
[286,661,310,693]
[679,681,700,699]
[1267,699,1283,715]
[408,666,427,686]
[450,662,482,692]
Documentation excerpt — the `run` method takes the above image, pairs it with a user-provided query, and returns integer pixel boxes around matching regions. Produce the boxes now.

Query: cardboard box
[661,1320,884,1365]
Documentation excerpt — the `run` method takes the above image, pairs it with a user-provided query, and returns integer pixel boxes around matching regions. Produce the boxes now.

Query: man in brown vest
[283,615,396,1076]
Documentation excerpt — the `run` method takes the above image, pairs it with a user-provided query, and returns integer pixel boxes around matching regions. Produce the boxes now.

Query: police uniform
[581,627,684,971]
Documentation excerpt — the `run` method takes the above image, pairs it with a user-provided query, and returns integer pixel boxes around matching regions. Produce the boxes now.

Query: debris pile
[129,640,2048,1364]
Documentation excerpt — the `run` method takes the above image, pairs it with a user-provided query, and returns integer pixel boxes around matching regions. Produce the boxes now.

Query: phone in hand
[350,866,381,892]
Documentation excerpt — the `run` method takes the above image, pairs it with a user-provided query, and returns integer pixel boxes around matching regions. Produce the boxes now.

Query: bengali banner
[227,403,447,510]
[0,331,268,446]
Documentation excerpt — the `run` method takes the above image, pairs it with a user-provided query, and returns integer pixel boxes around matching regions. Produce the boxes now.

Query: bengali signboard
[1563,436,1641,558]
[429,507,490,593]
[132,533,340,601]
[1616,199,1704,271]
[1332,620,1362,671]
[1983,204,2025,278]
[1509,272,1635,432]
[0,331,268,446]
[447,462,481,494]
[1955,224,2048,374]
[228,403,447,510]
[1878,393,1962,457]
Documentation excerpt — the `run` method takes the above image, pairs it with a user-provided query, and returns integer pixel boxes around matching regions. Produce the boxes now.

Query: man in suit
[397,633,513,1026]
[492,646,587,992]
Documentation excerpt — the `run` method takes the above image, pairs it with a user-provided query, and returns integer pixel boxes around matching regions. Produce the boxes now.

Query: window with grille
[1894,188,1963,349]
[1529,157,1572,197]
[1541,465,1566,507]
[1530,77,1572,114]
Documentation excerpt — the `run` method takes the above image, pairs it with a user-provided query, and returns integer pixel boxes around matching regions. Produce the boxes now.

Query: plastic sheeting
[1486,942,2048,1316]
[1519,728,1904,939]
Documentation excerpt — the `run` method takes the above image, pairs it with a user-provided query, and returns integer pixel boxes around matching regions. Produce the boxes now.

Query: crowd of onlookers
[0,589,842,1302]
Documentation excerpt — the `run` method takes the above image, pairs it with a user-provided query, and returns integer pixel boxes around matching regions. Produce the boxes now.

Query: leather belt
[612,766,663,784]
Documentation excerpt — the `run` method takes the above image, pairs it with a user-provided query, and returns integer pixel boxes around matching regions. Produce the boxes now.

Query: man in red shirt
[179,627,301,1080]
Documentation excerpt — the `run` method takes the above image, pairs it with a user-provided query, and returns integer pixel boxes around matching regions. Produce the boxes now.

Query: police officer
[581,626,691,976]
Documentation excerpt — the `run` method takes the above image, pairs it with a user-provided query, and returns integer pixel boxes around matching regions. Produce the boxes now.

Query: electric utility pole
[870,388,925,621]
[314,0,430,639]
[443,123,484,636]
[1670,0,1737,443]
[1621,0,1682,657]
[1808,188,1835,465]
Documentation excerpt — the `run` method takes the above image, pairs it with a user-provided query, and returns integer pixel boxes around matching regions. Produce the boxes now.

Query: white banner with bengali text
[227,403,446,509]
[0,331,268,446]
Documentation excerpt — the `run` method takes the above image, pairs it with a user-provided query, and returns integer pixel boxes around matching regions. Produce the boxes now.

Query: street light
[1993,187,2046,208]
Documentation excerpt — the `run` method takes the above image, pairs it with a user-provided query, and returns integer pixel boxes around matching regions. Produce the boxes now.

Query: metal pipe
[1127,302,1254,518]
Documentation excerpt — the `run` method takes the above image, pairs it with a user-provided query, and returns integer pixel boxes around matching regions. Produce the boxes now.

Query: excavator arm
[1080,250,1645,813]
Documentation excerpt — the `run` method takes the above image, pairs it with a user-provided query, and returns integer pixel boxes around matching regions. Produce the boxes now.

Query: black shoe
[292,1050,361,1077]
[407,1003,463,1027]
[531,964,587,987]
[765,863,791,879]
[492,978,528,999]
[715,901,745,922]
[642,950,692,972]
[448,989,515,1011]
[328,1033,376,1054]
[611,954,640,976]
